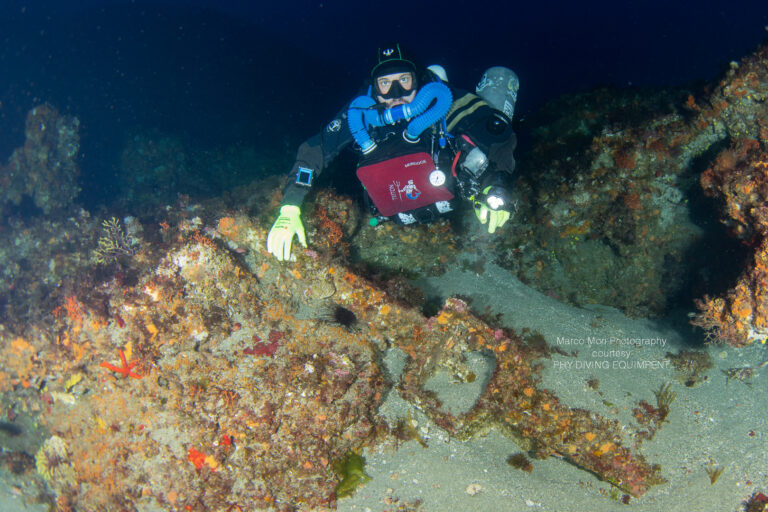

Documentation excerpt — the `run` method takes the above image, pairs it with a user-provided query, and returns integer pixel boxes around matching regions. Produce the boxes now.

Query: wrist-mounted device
[296,166,313,187]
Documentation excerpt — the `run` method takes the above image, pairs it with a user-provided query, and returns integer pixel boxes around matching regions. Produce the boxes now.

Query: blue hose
[346,81,453,152]
[347,95,378,154]
[403,82,452,141]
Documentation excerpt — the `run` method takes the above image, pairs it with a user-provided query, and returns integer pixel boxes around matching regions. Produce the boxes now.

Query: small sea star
[100,349,143,379]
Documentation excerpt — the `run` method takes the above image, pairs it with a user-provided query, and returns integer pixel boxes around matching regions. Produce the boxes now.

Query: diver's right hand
[266,205,307,261]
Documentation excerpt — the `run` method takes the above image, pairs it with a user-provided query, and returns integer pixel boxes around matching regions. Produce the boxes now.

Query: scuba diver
[267,43,520,261]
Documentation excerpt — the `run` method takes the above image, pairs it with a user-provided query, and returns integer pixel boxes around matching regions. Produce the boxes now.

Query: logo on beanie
[382,48,394,56]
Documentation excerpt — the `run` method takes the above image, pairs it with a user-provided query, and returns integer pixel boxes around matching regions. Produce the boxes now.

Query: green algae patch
[333,451,372,498]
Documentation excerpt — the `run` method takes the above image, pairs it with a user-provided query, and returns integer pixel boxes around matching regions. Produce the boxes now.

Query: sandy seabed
[0,257,765,512]
[337,259,768,512]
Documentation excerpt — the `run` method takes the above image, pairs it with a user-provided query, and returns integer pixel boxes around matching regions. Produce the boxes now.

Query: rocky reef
[492,43,768,318]
[117,132,291,212]
[694,142,768,346]
[0,181,664,510]
[2,41,768,512]
[0,103,80,215]
[689,44,768,346]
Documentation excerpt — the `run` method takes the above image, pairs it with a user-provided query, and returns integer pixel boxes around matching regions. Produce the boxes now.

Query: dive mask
[376,73,416,100]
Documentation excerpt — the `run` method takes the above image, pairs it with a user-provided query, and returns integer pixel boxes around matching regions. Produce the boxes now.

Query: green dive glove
[474,186,511,234]
[267,205,306,261]
[475,204,510,234]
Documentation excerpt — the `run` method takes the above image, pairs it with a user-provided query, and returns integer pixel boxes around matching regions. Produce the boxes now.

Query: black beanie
[370,43,417,79]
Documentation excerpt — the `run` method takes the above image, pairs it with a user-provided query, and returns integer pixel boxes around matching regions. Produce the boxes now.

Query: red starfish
[100,349,143,379]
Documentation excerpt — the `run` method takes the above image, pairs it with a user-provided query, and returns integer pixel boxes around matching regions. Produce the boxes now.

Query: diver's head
[374,72,416,107]
[371,43,418,107]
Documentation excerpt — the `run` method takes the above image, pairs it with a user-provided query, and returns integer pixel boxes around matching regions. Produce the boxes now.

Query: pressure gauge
[429,169,446,187]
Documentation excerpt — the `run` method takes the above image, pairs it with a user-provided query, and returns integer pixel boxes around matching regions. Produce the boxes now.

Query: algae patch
[333,451,371,498]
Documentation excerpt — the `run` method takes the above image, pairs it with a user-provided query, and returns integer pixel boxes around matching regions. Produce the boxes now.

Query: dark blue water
[1,0,766,208]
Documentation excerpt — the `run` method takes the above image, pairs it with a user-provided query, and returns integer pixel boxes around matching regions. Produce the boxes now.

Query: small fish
[723,366,754,385]
[0,421,22,436]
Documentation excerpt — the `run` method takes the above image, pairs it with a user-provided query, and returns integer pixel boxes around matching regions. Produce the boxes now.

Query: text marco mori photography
[552,335,671,370]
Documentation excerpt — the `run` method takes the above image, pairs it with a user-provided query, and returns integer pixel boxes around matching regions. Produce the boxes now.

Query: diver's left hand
[475,204,510,234]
